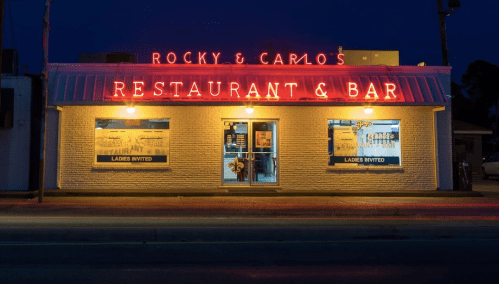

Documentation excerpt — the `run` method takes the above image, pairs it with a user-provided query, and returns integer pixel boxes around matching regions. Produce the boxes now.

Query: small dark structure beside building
[453,120,493,177]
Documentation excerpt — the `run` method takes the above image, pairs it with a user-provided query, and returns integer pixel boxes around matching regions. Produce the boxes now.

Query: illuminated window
[95,119,170,165]
[328,120,401,166]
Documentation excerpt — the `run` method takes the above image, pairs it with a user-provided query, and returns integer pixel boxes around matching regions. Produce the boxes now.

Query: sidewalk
[1,181,498,243]
[1,192,498,217]
[1,193,499,243]
[1,179,497,219]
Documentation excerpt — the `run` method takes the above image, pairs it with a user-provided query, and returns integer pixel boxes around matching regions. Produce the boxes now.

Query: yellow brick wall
[59,105,437,191]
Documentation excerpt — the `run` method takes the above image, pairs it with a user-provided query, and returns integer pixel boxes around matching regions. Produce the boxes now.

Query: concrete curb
[36,190,484,198]
[0,190,38,199]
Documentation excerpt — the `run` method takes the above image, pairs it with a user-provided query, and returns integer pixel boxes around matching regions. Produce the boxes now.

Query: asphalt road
[2,222,499,283]
[0,179,498,283]
[1,234,499,283]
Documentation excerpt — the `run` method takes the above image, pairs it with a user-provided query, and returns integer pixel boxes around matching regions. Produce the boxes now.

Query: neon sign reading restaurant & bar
[109,51,405,103]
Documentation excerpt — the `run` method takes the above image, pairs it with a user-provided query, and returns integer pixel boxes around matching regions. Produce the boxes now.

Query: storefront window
[328,120,401,166]
[94,119,169,165]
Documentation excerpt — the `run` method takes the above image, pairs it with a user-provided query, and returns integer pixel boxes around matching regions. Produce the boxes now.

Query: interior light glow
[127,107,136,114]
[246,106,254,114]
[364,107,373,114]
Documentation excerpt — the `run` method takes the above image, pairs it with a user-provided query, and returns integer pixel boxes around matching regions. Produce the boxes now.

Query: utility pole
[437,0,460,66]
[437,0,449,66]
[39,0,51,203]
[437,0,460,190]
[1,0,5,94]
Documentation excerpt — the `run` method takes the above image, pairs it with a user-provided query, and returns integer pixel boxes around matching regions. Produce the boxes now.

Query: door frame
[221,118,279,186]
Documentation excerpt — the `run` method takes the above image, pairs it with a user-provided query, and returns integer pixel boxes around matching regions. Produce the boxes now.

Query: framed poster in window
[328,120,401,166]
[94,119,169,165]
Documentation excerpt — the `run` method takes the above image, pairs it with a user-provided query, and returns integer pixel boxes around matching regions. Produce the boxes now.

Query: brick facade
[53,105,447,191]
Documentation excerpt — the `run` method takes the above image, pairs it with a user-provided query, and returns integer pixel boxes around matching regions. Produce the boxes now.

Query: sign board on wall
[111,77,399,102]
[328,120,401,166]
[94,119,169,165]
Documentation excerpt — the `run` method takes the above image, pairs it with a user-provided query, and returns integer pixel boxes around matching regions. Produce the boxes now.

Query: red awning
[47,64,450,105]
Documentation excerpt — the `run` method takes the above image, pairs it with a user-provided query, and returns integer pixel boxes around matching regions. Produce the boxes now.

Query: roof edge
[47,63,451,74]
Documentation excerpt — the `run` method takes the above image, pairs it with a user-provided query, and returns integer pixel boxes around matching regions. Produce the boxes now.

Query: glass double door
[223,120,278,185]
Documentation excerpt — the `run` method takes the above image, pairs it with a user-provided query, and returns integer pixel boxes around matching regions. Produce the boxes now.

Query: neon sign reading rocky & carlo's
[111,52,400,102]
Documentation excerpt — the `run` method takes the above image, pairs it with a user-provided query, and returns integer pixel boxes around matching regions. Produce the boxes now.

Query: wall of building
[44,108,60,189]
[435,108,453,190]
[54,105,440,191]
[0,76,32,190]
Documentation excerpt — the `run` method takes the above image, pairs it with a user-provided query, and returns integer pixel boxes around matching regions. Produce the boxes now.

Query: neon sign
[104,51,405,102]
[111,80,399,102]
[151,52,344,65]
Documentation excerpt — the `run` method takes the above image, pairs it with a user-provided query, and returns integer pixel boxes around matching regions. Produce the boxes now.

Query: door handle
[251,153,256,160]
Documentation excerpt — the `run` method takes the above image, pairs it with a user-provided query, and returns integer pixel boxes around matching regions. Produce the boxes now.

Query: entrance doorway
[223,120,278,186]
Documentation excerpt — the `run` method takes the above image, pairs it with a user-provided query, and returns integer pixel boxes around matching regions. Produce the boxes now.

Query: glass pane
[223,121,249,184]
[95,119,169,165]
[252,153,277,183]
[328,120,401,166]
[252,121,277,184]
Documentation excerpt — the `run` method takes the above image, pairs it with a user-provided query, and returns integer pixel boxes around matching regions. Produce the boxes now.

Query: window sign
[95,119,169,165]
[255,131,272,148]
[328,120,401,166]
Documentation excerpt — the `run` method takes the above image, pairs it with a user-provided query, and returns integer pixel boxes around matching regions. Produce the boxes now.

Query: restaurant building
[43,52,452,193]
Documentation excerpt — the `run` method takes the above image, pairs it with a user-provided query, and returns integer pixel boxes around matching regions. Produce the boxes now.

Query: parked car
[482,152,499,179]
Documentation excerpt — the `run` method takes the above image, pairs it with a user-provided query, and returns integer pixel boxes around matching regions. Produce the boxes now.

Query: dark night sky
[3,0,499,82]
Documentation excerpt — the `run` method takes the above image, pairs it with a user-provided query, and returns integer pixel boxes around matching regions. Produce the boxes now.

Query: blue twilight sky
[2,0,499,82]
